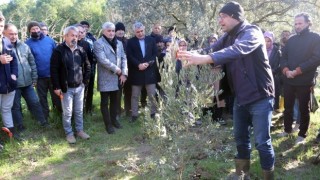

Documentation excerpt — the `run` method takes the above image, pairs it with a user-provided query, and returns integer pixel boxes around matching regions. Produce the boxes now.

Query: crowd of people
[1,1,320,179]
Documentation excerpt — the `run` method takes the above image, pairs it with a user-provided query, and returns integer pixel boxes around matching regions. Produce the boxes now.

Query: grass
[1,89,320,179]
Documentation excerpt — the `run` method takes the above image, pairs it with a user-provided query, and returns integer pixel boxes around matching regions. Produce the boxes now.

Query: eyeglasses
[217,14,232,21]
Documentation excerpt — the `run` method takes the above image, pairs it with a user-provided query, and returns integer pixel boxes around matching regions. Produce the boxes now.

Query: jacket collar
[228,21,246,37]
[296,27,310,36]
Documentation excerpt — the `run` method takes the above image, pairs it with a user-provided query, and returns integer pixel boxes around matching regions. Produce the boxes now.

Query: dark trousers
[123,82,132,116]
[273,75,281,110]
[36,78,62,120]
[100,91,118,129]
[117,85,123,116]
[84,64,96,113]
[283,84,311,138]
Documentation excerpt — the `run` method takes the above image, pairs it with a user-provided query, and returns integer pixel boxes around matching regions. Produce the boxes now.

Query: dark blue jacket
[209,21,274,105]
[127,36,160,85]
[26,33,56,78]
[0,37,18,94]
[280,28,320,86]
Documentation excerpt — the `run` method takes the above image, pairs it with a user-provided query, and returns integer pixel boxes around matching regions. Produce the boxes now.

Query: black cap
[115,22,125,32]
[80,21,90,27]
[27,21,40,33]
[155,35,163,43]
[219,1,245,22]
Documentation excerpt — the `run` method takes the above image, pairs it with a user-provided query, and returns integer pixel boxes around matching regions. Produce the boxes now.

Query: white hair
[63,26,79,36]
[102,22,115,30]
[132,22,145,31]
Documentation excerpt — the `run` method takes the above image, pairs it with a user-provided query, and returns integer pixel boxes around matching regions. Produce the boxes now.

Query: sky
[0,0,11,5]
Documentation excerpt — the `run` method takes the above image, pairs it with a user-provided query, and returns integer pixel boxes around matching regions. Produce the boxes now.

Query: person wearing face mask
[25,21,61,124]
[50,26,91,144]
[279,12,320,145]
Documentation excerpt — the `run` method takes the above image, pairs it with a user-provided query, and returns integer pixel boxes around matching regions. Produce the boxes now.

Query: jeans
[12,85,46,126]
[233,97,275,170]
[0,91,15,128]
[283,84,310,137]
[36,78,62,120]
[61,84,84,135]
[293,98,300,124]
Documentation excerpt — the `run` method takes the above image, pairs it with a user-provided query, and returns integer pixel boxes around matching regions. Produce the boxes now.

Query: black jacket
[50,42,91,93]
[127,36,160,85]
[281,28,320,86]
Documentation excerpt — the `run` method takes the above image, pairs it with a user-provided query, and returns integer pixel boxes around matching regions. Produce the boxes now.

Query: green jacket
[13,40,37,87]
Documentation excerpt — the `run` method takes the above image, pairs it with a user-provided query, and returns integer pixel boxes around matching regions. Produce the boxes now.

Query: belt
[68,83,81,88]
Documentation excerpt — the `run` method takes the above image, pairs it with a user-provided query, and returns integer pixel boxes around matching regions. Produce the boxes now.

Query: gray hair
[63,26,79,36]
[102,22,115,30]
[132,22,145,31]
[295,12,312,24]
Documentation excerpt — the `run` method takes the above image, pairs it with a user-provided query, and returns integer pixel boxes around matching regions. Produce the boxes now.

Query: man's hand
[286,70,295,78]
[0,54,13,64]
[119,75,127,86]
[11,74,17,81]
[116,68,122,76]
[54,89,62,97]
[138,63,149,71]
[177,50,213,66]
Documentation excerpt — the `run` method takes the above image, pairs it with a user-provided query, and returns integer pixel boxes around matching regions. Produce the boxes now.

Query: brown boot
[263,167,274,180]
[234,159,250,180]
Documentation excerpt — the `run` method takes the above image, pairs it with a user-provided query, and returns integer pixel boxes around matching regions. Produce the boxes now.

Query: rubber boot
[234,159,250,180]
[263,167,274,180]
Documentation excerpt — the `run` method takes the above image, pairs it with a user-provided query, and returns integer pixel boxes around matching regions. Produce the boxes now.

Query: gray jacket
[13,40,38,87]
[94,37,128,92]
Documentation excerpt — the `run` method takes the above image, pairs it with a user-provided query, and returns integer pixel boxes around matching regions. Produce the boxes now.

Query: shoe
[77,131,90,139]
[295,136,305,145]
[66,134,76,144]
[40,122,51,128]
[315,134,320,143]
[106,127,115,134]
[150,114,155,119]
[130,116,138,123]
[113,121,123,129]
[277,131,290,137]
[17,124,26,132]
[293,123,300,132]
[217,118,227,126]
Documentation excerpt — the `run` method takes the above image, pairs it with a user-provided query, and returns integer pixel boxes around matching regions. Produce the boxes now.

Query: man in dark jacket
[74,24,94,114]
[127,22,159,122]
[4,23,48,131]
[50,26,91,144]
[279,12,320,145]
[0,12,19,139]
[178,2,275,179]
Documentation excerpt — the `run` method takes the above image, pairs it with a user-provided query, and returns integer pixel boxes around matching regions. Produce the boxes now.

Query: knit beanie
[27,21,40,33]
[219,1,245,22]
[155,35,163,43]
[115,22,126,32]
[263,31,274,43]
